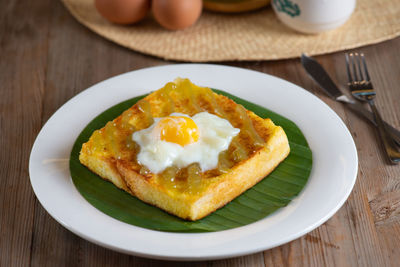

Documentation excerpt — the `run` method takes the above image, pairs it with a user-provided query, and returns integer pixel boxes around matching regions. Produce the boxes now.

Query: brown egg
[152,0,202,30]
[95,0,151,25]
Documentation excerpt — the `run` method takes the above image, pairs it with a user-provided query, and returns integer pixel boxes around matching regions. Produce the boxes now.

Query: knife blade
[301,54,400,146]
[301,54,344,100]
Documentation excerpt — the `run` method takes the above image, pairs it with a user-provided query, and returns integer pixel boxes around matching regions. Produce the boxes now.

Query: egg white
[132,112,240,174]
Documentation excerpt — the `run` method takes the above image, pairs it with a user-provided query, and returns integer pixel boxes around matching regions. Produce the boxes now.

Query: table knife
[301,54,400,146]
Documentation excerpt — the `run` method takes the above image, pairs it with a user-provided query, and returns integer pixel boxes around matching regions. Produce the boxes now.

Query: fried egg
[132,112,240,174]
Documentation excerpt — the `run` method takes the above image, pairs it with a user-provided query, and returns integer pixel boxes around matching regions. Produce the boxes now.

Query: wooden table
[1,1,399,266]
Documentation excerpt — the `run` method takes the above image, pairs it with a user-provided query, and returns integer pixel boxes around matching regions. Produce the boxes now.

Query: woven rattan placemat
[62,0,400,62]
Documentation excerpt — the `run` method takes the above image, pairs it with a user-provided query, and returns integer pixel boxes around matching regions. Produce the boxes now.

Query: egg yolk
[156,116,199,146]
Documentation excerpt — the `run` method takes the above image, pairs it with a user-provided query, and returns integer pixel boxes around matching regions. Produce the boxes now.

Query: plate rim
[29,63,358,261]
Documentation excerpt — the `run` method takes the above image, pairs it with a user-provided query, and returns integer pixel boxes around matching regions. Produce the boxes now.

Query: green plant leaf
[69,90,312,232]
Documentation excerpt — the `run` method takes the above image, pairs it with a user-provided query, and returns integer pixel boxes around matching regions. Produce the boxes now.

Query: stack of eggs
[95,0,270,30]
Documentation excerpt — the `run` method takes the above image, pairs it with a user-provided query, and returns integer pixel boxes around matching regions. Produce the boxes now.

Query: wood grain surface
[1,0,399,266]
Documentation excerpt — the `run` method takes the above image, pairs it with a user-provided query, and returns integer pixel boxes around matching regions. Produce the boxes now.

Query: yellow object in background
[203,0,270,13]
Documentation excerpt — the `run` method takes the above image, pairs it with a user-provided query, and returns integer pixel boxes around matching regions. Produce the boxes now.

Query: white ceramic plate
[29,64,358,261]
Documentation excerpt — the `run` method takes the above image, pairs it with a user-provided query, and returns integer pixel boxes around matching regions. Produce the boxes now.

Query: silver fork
[345,52,400,164]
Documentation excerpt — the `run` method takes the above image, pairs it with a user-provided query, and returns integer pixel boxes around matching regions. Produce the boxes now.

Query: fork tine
[355,53,365,81]
[360,53,371,81]
[350,53,359,81]
[345,53,354,83]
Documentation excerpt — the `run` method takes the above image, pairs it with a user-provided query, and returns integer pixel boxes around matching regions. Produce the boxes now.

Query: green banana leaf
[69,89,312,232]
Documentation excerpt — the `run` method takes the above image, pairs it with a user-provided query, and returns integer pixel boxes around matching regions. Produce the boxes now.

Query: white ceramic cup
[271,0,356,34]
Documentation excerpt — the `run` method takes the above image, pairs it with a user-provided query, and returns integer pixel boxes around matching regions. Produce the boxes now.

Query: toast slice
[79,78,290,221]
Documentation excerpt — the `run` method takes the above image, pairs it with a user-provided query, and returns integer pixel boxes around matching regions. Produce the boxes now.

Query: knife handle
[343,101,400,146]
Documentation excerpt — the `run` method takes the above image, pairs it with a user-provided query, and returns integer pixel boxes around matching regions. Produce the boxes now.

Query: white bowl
[272,0,356,34]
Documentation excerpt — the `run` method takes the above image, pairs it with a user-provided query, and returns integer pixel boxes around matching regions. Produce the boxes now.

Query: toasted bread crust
[79,79,290,221]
